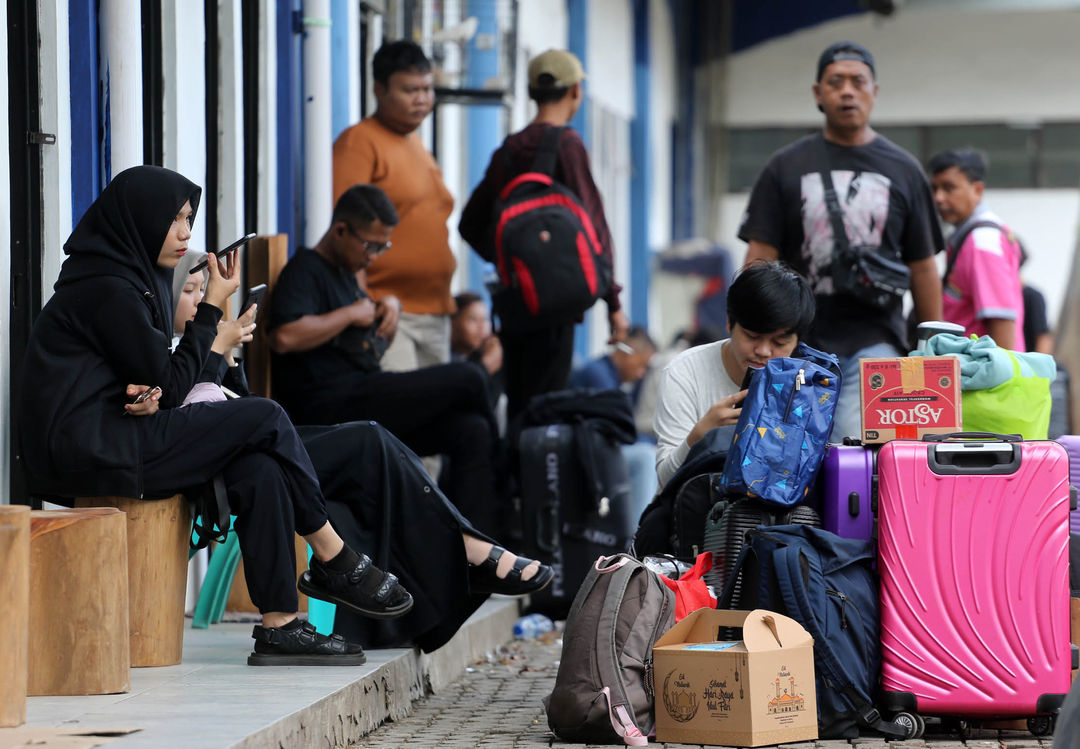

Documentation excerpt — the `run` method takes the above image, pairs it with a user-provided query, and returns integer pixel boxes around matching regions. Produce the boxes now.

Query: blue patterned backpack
[719,343,841,507]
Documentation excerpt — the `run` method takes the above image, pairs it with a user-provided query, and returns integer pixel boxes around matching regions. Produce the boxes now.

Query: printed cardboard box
[860,356,962,444]
[652,608,818,747]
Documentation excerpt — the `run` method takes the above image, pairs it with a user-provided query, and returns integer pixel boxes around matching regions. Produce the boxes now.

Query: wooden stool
[0,505,30,727]
[76,495,191,667]
[28,508,129,696]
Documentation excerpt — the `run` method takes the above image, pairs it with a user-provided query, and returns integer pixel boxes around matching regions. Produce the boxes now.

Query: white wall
[38,0,73,300]
[723,8,1080,127]
[512,0,567,130]
[585,0,634,121]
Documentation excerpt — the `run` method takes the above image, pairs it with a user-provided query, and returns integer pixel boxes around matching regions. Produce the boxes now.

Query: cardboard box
[652,608,818,747]
[860,356,962,443]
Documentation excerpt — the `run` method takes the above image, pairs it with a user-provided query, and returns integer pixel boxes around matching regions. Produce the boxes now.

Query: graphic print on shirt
[800,170,891,294]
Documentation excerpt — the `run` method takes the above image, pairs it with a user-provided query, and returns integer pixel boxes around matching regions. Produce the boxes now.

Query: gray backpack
[543,554,676,746]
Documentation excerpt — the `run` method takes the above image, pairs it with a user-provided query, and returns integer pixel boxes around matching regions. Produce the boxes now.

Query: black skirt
[297,421,493,653]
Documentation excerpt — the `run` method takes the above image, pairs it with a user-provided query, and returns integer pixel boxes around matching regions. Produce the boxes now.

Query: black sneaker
[298,553,414,619]
[247,620,366,666]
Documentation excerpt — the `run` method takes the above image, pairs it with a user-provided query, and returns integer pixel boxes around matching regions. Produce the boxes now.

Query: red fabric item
[659,552,718,622]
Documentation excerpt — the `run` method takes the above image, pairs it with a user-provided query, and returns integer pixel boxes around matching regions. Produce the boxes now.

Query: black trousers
[298,421,494,652]
[500,322,576,421]
[287,362,503,536]
[138,397,326,614]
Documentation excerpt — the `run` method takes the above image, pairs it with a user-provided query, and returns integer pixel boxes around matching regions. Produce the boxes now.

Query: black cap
[816,41,875,81]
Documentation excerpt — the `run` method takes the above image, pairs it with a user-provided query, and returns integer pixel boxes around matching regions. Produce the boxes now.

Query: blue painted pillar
[567,0,591,361]
[630,0,651,328]
[277,1,302,254]
[464,0,501,299]
[69,0,101,218]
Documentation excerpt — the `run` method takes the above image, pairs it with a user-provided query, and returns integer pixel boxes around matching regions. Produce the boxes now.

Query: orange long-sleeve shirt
[332,117,456,314]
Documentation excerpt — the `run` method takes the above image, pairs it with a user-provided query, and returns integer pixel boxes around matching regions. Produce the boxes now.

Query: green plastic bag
[962,351,1052,439]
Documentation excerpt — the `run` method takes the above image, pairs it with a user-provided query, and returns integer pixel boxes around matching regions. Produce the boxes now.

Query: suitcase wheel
[892,712,924,740]
[1027,715,1054,736]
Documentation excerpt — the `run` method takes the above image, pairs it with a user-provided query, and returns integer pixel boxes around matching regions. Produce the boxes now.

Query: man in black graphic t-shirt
[738,40,944,441]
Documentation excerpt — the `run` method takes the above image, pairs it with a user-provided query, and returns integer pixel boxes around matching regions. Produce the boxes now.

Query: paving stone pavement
[352,634,1059,749]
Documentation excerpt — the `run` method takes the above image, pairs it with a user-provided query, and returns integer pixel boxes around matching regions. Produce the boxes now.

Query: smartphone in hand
[189,232,256,274]
[132,385,162,404]
[241,284,268,323]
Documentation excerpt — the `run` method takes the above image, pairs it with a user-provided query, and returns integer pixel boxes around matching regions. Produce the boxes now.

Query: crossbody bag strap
[942,220,1006,288]
[817,136,851,254]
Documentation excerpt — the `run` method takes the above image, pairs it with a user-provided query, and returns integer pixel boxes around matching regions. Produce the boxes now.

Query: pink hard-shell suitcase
[1053,435,1080,535]
[877,433,1075,731]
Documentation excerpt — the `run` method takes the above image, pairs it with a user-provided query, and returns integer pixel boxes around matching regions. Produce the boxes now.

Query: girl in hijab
[173,252,553,652]
[18,166,412,666]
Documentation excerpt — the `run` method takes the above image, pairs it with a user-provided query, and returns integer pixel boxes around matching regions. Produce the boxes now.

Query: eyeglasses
[346,226,392,256]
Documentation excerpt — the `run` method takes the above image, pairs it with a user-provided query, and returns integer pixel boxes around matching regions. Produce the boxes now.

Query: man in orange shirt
[333,40,455,373]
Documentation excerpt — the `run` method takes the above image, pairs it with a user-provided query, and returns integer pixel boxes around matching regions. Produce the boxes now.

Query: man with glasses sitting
[268,184,506,536]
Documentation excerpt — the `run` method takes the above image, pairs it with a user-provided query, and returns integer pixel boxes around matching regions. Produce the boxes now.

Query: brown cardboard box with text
[652,608,818,747]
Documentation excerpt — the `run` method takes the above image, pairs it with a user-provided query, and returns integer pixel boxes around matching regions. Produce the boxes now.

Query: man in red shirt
[459,49,628,419]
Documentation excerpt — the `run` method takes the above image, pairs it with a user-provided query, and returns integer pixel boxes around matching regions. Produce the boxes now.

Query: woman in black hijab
[18,166,412,666]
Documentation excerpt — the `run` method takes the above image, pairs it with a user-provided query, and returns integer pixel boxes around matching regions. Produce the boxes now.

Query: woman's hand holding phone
[213,303,257,360]
[124,384,162,416]
[203,249,242,311]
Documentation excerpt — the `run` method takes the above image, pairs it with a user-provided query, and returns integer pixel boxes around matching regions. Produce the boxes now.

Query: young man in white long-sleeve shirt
[653,262,816,487]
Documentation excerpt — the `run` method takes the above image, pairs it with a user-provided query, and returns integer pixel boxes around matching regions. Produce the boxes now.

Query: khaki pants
[379,312,451,373]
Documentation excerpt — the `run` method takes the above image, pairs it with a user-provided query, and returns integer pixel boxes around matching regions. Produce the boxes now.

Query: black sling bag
[819,138,911,310]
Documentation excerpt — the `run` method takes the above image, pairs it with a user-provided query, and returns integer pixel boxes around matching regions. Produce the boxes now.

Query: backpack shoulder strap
[595,560,644,712]
[943,219,1008,287]
[770,543,908,739]
[531,126,566,177]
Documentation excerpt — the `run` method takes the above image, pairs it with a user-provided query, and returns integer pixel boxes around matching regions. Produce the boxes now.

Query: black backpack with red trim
[490,126,612,331]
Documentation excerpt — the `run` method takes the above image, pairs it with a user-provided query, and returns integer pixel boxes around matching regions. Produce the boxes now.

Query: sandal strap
[346,554,403,605]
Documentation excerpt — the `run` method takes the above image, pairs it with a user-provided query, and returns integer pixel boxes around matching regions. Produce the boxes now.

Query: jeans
[831,341,902,442]
[620,441,658,527]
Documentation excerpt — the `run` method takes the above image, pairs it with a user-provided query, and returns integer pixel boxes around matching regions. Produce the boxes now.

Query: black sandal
[299,553,414,619]
[468,545,554,596]
[247,620,367,666]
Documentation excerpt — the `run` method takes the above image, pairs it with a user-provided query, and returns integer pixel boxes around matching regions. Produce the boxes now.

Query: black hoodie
[17,166,223,498]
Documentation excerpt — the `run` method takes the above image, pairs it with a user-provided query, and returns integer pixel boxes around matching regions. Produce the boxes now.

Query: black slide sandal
[468,545,554,596]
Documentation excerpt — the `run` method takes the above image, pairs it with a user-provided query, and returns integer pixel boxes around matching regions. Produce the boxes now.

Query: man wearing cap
[738,41,943,441]
[460,49,629,419]
[333,40,455,374]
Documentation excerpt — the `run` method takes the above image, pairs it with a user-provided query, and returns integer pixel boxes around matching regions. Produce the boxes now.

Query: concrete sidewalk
[353,633,1059,749]
[15,598,520,749]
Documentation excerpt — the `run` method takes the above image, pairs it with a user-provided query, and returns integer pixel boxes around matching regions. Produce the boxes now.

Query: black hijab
[56,165,202,336]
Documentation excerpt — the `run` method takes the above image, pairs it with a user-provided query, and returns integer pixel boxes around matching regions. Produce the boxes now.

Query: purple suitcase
[1054,435,1080,535]
[820,443,875,541]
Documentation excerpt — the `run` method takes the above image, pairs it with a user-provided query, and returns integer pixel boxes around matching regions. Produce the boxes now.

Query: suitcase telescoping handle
[924,432,1022,475]
[923,431,1022,443]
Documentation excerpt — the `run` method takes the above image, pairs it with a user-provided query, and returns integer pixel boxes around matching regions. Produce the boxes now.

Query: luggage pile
[532,340,1079,746]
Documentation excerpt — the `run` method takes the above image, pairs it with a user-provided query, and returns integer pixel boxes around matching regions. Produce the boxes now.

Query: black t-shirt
[738,132,943,357]
[268,249,375,409]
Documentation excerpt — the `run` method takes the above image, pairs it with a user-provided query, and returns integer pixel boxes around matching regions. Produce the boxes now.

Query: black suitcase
[518,423,635,618]
[703,498,822,608]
